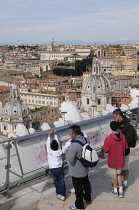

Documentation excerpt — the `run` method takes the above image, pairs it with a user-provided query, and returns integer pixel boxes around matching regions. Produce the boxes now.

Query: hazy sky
[0,0,139,44]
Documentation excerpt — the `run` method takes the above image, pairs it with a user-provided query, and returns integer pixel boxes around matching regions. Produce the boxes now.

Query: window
[87,98,89,104]
[98,98,101,105]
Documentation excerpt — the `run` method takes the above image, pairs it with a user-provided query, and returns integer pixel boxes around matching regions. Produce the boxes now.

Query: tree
[72,53,79,62]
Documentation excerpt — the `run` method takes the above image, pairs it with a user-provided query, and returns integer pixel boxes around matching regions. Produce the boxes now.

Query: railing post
[4,141,12,198]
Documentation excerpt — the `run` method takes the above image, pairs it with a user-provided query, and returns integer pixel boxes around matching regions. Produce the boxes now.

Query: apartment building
[108,47,123,57]
[20,92,65,108]
[43,84,65,92]
[20,62,52,77]
[93,56,121,72]
[120,56,137,72]
[107,75,132,91]
[0,77,21,87]
[83,71,92,80]
[40,47,91,62]
[112,90,132,107]
[31,107,60,129]
[93,45,123,58]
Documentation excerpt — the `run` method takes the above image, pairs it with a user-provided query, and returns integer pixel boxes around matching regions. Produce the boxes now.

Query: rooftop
[0,144,139,210]
[0,108,139,210]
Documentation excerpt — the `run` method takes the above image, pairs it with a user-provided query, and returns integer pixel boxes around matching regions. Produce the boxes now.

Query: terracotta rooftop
[84,71,92,74]
[0,86,11,93]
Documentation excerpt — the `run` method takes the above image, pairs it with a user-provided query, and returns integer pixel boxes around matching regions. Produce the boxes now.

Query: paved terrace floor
[0,144,139,210]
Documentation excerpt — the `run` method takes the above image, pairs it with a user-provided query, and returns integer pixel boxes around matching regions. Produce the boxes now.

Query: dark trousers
[50,167,66,196]
[72,175,91,209]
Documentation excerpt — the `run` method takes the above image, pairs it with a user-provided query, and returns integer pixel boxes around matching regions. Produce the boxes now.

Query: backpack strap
[72,139,86,161]
[72,140,84,146]
[84,137,88,144]
[72,136,88,145]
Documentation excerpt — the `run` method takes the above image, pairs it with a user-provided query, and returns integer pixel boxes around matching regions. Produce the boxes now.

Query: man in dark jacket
[113,109,134,189]
[65,125,91,210]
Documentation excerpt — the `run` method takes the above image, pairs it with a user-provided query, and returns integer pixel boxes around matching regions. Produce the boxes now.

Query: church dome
[82,74,111,94]
[2,87,29,117]
[1,86,32,135]
[3,99,29,117]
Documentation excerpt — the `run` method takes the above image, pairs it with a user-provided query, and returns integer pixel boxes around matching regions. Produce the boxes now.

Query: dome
[82,74,111,94]
[0,86,32,135]
[81,73,111,115]
[2,87,29,118]
[2,99,29,117]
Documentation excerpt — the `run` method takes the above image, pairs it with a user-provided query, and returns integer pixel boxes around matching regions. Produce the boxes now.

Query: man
[65,125,91,210]
[113,109,133,189]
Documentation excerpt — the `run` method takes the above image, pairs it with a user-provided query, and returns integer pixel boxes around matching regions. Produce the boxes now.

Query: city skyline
[0,0,139,44]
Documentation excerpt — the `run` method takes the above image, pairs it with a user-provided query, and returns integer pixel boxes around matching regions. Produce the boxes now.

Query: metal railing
[0,107,138,198]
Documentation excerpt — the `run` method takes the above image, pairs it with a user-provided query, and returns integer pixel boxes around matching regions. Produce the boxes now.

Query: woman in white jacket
[47,130,66,201]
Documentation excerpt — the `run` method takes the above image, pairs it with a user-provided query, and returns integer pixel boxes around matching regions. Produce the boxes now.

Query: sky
[0,0,139,44]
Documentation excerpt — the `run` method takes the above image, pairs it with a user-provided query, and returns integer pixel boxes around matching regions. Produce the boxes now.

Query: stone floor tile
[116,202,139,210]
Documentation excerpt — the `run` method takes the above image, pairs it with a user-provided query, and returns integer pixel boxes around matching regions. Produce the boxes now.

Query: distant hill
[1,39,139,45]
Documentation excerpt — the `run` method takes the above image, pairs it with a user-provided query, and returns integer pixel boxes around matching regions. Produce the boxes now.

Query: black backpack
[121,123,138,148]
[130,126,138,148]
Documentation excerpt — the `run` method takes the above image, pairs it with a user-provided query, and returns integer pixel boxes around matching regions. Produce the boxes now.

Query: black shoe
[85,200,92,205]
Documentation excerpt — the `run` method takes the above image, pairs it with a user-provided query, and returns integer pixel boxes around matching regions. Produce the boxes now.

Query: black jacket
[118,115,133,155]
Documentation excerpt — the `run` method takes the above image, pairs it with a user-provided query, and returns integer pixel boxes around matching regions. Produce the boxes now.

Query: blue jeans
[50,167,66,196]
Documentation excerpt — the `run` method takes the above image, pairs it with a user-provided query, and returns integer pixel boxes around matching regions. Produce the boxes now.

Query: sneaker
[123,184,127,191]
[119,191,124,198]
[69,206,84,210]
[111,190,118,197]
[70,187,75,194]
[57,195,65,201]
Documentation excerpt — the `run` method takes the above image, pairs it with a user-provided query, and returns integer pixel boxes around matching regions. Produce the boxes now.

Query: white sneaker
[119,191,124,198]
[57,195,65,201]
[56,194,61,199]
[69,206,84,210]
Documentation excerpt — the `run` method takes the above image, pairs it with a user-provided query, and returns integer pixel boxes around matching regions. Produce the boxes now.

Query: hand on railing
[48,131,53,136]
[53,130,57,135]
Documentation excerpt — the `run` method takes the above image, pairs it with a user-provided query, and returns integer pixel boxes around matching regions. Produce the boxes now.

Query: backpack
[130,126,138,148]
[121,122,138,148]
[72,138,99,167]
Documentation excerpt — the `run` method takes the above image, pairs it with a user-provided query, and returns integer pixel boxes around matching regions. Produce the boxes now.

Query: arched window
[98,98,101,105]
[87,98,89,104]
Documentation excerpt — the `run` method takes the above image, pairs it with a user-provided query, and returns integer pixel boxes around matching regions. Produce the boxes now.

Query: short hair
[113,108,123,116]
[110,121,119,131]
[50,140,58,151]
[69,124,81,135]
